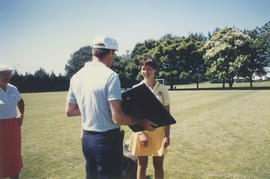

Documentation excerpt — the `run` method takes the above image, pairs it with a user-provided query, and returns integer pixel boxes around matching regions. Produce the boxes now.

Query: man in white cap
[65,36,156,178]
[0,64,24,179]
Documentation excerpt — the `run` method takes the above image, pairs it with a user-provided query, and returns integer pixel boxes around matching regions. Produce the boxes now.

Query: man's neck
[92,56,109,67]
[92,56,103,63]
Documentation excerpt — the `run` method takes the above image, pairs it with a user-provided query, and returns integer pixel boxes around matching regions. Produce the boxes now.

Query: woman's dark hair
[140,56,158,70]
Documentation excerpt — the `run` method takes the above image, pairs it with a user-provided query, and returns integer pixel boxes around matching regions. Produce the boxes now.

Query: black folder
[121,83,176,132]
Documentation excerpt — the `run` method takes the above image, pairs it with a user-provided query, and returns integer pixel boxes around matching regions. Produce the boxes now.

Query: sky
[1,0,270,75]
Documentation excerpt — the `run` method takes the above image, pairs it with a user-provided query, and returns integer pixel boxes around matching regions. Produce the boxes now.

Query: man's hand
[17,114,23,127]
[139,119,157,131]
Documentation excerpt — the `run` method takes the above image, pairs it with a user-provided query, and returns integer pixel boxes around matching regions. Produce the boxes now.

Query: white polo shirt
[66,61,122,132]
[0,84,22,120]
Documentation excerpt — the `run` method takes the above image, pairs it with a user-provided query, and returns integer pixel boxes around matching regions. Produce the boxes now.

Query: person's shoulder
[107,67,117,75]
[70,65,86,81]
[70,71,80,82]
[7,83,17,89]
[104,67,118,80]
[132,81,144,88]
[157,82,168,91]
[86,61,115,76]
[7,83,19,92]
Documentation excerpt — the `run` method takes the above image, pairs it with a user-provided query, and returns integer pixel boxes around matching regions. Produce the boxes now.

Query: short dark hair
[92,43,113,59]
[140,56,158,70]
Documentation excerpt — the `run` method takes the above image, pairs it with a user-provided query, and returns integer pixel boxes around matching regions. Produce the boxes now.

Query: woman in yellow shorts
[129,57,171,179]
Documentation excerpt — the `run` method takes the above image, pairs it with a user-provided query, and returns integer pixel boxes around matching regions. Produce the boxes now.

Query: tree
[160,33,177,40]
[130,40,161,84]
[152,38,186,89]
[238,28,267,87]
[65,46,92,79]
[153,36,206,89]
[10,70,23,92]
[111,53,136,88]
[50,71,56,79]
[33,67,50,91]
[204,27,252,88]
[34,67,48,78]
[184,33,206,89]
[130,36,206,89]
[260,21,270,64]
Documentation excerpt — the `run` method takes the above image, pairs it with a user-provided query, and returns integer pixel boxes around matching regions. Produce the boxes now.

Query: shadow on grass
[169,86,270,91]
[146,175,153,179]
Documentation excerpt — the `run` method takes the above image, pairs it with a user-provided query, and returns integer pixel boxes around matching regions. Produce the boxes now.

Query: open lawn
[20,81,270,178]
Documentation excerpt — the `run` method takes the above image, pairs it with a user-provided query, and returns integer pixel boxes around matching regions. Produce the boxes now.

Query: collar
[152,80,160,92]
[141,80,160,92]
[85,61,106,68]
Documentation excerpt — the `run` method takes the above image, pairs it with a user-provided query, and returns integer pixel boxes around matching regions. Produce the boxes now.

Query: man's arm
[109,100,156,131]
[65,103,81,117]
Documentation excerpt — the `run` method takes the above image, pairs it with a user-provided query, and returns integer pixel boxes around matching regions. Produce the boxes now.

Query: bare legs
[137,156,148,179]
[153,156,164,179]
[137,155,164,179]
[10,175,19,179]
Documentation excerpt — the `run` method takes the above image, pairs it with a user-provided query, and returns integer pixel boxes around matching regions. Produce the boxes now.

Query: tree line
[11,21,270,92]
[10,68,69,93]
[66,21,270,89]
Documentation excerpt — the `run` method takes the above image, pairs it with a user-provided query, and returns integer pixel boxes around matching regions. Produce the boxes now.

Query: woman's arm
[17,98,25,126]
[164,105,170,147]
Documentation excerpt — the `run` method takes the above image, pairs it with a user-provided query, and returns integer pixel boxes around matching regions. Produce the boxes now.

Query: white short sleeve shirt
[66,61,122,132]
[0,84,22,120]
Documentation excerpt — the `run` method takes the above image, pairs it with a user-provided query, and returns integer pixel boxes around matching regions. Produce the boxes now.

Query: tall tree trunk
[196,80,199,89]
[229,81,233,88]
[229,78,233,88]
[249,75,253,88]
[222,80,225,88]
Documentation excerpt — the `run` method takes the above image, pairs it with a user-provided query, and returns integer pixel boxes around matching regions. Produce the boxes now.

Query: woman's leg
[153,156,164,179]
[137,156,148,179]
[10,175,19,179]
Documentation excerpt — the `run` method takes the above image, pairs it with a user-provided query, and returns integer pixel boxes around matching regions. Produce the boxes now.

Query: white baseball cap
[0,64,13,72]
[92,35,118,50]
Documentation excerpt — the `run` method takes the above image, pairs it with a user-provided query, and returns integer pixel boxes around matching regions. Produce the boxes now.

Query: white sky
[1,0,270,75]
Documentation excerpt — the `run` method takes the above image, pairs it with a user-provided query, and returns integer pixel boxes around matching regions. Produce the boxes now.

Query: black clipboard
[121,83,176,132]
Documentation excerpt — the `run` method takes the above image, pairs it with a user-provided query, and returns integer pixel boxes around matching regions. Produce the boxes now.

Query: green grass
[20,81,270,178]
[173,80,270,90]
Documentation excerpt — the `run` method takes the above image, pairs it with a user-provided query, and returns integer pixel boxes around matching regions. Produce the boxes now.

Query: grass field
[20,81,270,179]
